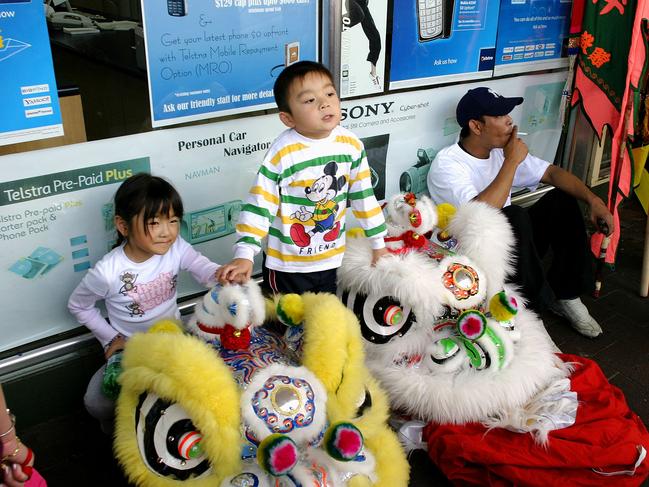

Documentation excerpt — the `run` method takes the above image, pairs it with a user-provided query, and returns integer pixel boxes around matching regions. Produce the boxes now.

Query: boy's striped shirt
[233,126,386,272]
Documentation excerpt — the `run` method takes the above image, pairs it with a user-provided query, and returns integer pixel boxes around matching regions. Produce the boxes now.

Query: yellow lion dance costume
[114,282,409,487]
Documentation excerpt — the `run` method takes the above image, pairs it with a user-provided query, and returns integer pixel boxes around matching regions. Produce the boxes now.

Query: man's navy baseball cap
[456,87,523,128]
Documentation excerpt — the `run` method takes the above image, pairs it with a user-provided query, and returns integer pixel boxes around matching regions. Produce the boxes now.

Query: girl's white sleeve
[67,270,118,347]
[178,238,220,287]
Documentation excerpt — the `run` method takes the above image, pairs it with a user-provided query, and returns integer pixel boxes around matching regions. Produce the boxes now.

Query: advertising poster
[141,0,317,127]
[389,0,500,90]
[340,0,388,98]
[494,0,571,76]
[0,0,63,146]
[0,71,565,352]
[0,116,284,351]
[341,71,566,200]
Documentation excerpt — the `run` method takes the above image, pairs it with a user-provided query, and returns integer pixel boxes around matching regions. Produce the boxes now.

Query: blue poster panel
[494,0,571,76]
[142,0,318,127]
[0,0,63,146]
[389,0,500,90]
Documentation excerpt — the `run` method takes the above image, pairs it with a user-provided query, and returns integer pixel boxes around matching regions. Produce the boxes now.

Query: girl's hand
[104,335,126,360]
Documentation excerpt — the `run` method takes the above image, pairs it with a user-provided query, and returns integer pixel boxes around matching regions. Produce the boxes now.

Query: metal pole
[328,0,342,94]
[641,214,649,297]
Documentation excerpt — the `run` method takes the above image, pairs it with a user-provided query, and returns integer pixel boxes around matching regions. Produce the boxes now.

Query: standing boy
[217,61,388,293]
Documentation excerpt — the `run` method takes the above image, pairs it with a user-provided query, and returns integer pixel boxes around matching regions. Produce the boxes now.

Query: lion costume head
[338,196,571,440]
[114,282,409,487]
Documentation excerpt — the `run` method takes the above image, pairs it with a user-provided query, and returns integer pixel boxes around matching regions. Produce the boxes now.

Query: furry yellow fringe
[116,294,409,486]
[115,324,242,487]
[267,292,409,486]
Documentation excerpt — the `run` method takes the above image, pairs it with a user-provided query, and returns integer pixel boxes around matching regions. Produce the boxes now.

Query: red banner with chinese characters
[571,0,643,264]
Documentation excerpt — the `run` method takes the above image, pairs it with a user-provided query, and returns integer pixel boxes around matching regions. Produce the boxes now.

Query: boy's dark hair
[273,61,334,114]
[113,173,184,247]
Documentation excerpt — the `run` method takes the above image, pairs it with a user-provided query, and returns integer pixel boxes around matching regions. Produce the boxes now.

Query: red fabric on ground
[424,354,649,486]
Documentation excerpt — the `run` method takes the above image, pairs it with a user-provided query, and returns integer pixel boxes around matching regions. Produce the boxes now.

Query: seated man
[427,87,614,337]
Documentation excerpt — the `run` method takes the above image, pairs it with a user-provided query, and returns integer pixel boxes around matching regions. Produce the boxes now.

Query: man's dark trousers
[502,189,594,311]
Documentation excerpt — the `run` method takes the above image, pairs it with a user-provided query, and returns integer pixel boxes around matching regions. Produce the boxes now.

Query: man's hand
[589,197,614,236]
[104,335,126,360]
[216,258,253,284]
[371,247,390,266]
[503,126,528,166]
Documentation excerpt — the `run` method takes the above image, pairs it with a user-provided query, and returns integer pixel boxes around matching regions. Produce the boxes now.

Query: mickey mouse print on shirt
[289,160,346,248]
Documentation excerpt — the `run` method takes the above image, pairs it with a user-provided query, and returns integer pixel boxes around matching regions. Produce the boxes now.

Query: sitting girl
[68,173,221,433]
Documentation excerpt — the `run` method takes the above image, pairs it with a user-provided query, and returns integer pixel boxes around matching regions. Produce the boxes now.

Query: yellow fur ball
[489,291,519,322]
[147,319,183,335]
[436,203,457,229]
[276,294,304,327]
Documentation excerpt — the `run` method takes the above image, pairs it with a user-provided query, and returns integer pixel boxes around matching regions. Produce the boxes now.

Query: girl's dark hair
[113,173,184,247]
[273,60,334,114]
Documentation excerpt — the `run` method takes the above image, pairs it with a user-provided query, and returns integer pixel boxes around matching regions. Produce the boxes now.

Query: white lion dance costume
[113,280,409,487]
[338,192,649,486]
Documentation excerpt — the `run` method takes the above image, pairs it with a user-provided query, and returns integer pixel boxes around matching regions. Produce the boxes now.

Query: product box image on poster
[141,0,317,127]
[389,0,500,90]
[340,0,389,98]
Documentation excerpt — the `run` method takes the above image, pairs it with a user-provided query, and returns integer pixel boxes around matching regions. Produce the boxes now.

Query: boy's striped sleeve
[349,147,387,249]
[233,151,282,261]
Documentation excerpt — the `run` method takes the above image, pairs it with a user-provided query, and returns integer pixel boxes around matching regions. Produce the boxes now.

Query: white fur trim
[185,282,265,341]
[339,237,448,323]
[339,200,568,425]
[372,307,568,424]
[384,193,438,237]
[448,201,515,298]
[482,377,577,445]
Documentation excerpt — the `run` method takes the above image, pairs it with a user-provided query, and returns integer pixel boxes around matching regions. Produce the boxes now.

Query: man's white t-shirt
[427,143,550,207]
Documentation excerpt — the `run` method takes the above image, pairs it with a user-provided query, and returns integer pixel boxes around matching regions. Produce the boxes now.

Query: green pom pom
[257,434,298,476]
[456,310,487,341]
[101,351,123,400]
[323,422,363,461]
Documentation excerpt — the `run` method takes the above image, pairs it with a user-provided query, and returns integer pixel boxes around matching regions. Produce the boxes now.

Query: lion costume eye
[341,291,415,344]
[136,393,210,480]
[355,388,373,417]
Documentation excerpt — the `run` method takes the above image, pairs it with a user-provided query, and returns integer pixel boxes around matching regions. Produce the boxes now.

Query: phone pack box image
[389,0,501,90]
[340,0,389,98]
